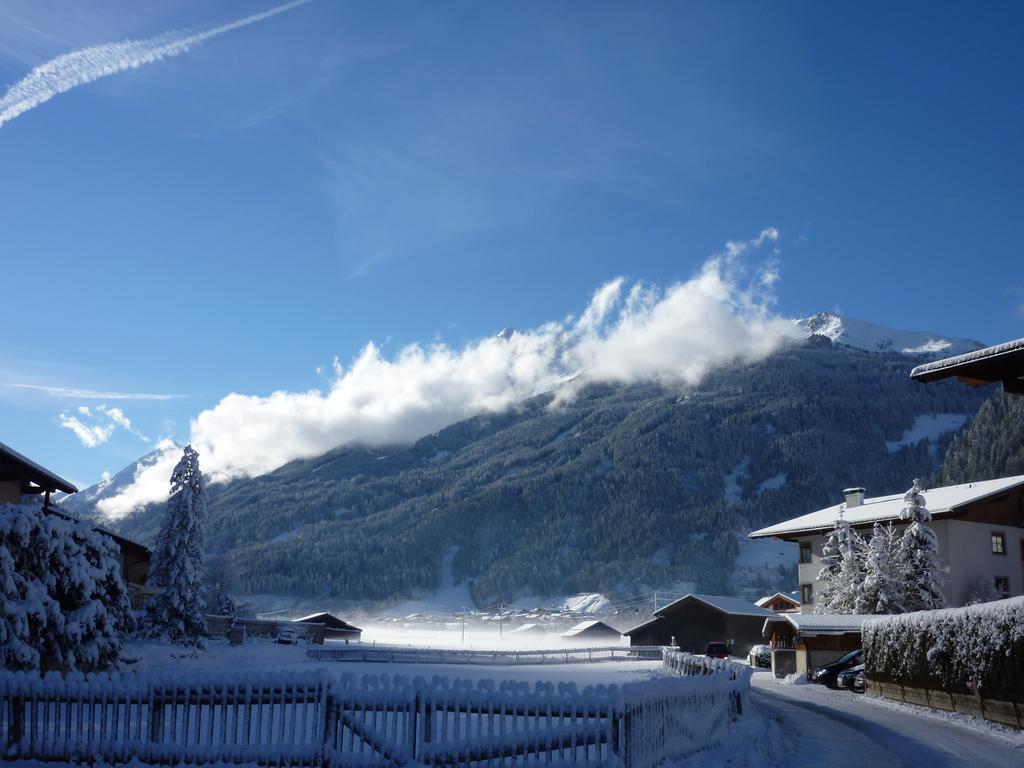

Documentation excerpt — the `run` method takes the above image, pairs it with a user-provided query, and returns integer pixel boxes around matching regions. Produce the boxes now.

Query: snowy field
[120,638,665,686]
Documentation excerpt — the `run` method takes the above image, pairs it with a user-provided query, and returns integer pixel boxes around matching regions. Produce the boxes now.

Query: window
[994,576,1010,598]
[799,541,813,564]
[992,532,1006,555]
[800,583,814,604]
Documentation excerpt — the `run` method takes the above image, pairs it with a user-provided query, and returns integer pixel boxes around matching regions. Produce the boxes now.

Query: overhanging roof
[655,593,777,619]
[763,612,871,636]
[749,475,1024,539]
[0,440,77,495]
[910,337,1024,394]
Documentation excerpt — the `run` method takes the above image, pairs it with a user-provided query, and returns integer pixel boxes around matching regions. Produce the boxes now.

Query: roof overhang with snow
[749,475,1024,539]
[0,440,77,495]
[910,337,1024,395]
[762,613,871,637]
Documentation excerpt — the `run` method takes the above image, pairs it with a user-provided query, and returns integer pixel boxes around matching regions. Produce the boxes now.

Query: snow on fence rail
[0,650,749,767]
[306,645,664,666]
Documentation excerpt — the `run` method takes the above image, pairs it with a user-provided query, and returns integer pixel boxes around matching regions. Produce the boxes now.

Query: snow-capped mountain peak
[795,312,984,357]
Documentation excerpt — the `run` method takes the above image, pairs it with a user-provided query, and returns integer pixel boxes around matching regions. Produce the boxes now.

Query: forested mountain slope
[97,342,989,606]
[938,389,1024,484]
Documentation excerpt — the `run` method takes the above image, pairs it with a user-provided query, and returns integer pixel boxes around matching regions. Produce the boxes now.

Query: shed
[624,594,777,657]
[510,622,548,636]
[560,620,621,641]
[292,612,362,642]
[763,612,869,678]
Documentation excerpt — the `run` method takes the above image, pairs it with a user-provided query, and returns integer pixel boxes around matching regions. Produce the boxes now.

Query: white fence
[307,645,663,666]
[0,651,750,767]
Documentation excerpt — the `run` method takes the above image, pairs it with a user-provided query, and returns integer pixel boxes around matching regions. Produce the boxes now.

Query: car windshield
[706,643,727,653]
[838,649,862,664]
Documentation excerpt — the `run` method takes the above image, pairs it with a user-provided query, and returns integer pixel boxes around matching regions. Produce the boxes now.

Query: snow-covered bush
[0,498,133,672]
[143,445,209,645]
[863,596,1024,701]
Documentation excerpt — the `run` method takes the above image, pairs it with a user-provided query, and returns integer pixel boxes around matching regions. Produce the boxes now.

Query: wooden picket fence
[0,652,750,767]
[307,645,664,666]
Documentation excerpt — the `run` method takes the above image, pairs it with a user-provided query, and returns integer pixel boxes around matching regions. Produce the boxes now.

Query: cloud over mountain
[96,230,798,519]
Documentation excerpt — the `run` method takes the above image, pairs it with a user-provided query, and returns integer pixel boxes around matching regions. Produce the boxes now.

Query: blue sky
[1,0,1022,496]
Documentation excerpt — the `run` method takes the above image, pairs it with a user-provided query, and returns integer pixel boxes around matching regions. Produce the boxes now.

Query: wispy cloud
[4,383,184,401]
[59,404,149,448]
[0,0,312,128]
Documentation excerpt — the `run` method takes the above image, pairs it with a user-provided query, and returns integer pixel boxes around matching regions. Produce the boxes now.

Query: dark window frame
[800,583,814,604]
[994,576,1010,597]
[992,532,1006,555]
[799,541,813,564]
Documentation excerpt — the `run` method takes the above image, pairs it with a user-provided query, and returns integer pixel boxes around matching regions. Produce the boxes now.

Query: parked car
[704,642,729,659]
[851,669,866,693]
[748,644,772,668]
[837,663,865,691]
[275,626,299,645]
[810,649,863,688]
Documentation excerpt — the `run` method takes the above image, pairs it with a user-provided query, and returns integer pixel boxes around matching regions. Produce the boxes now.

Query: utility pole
[653,591,658,613]
[499,602,504,639]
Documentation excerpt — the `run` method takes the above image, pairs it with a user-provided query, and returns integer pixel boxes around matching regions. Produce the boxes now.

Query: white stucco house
[749,477,1024,610]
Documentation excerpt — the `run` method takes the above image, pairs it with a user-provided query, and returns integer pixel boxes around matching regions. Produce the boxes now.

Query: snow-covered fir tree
[860,522,903,614]
[816,505,867,613]
[898,479,946,611]
[0,497,133,671]
[143,445,208,645]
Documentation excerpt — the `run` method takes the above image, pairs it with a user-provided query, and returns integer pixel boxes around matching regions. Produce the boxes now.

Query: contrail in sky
[0,0,312,128]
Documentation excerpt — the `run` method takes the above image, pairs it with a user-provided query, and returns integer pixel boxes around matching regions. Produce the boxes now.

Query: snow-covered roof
[561,619,620,637]
[656,594,778,619]
[763,612,872,636]
[749,476,1024,538]
[621,617,662,636]
[0,440,77,495]
[755,592,800,608]
[910,337,1024,384]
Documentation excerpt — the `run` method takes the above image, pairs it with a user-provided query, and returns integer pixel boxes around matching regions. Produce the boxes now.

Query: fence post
[8,697,24,748]
[322,684,339,756]
[149,699,164,743]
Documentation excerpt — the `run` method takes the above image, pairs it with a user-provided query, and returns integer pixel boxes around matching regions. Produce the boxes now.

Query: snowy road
[696,672,1024,767]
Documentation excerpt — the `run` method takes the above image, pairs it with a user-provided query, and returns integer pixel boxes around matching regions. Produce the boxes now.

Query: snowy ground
[120,638,664,686]
[690,669,1024,767]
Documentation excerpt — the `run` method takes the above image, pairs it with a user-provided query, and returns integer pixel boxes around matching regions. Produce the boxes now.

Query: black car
[836,663,865,692]
[810,649,863,688]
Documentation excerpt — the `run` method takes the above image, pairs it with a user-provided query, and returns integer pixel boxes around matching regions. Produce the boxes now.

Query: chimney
[843,487,866,508]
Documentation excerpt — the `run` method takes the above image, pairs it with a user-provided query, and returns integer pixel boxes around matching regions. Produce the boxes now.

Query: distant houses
[749,478,1024,610]
[1,440,153,608]
[755,592,800,613]
[623,594,776,656]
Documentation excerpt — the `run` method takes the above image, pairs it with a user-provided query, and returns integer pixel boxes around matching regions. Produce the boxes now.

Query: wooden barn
[293,612,362,642]
[623,594,777,657]
[755,592,800,613]
[560,620,621,641]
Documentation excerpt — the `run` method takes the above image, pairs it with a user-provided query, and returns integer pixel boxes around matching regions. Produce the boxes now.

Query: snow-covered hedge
[0,499,133,672]
[863,596,1024,701]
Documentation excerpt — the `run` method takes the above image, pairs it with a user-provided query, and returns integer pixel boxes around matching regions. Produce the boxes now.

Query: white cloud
[96,231,801,520]
[4,383,184,400]
[59,414,115,448]
[58,404,149,448]
[0,0,312,128]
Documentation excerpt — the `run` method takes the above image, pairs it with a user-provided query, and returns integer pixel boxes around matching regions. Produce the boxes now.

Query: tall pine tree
[143,445,208,645]
[860,522,903,614]
[898,479,945,612]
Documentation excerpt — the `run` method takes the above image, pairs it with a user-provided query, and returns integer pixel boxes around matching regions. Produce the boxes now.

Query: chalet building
[292,612,362,642]
[0,440,152,608]
[762,612,868,678]
[755,592,800,613]
[623,594,777,657]
[749,478,1024,610]
[910,336,1024,395]
[560,620,621,641]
